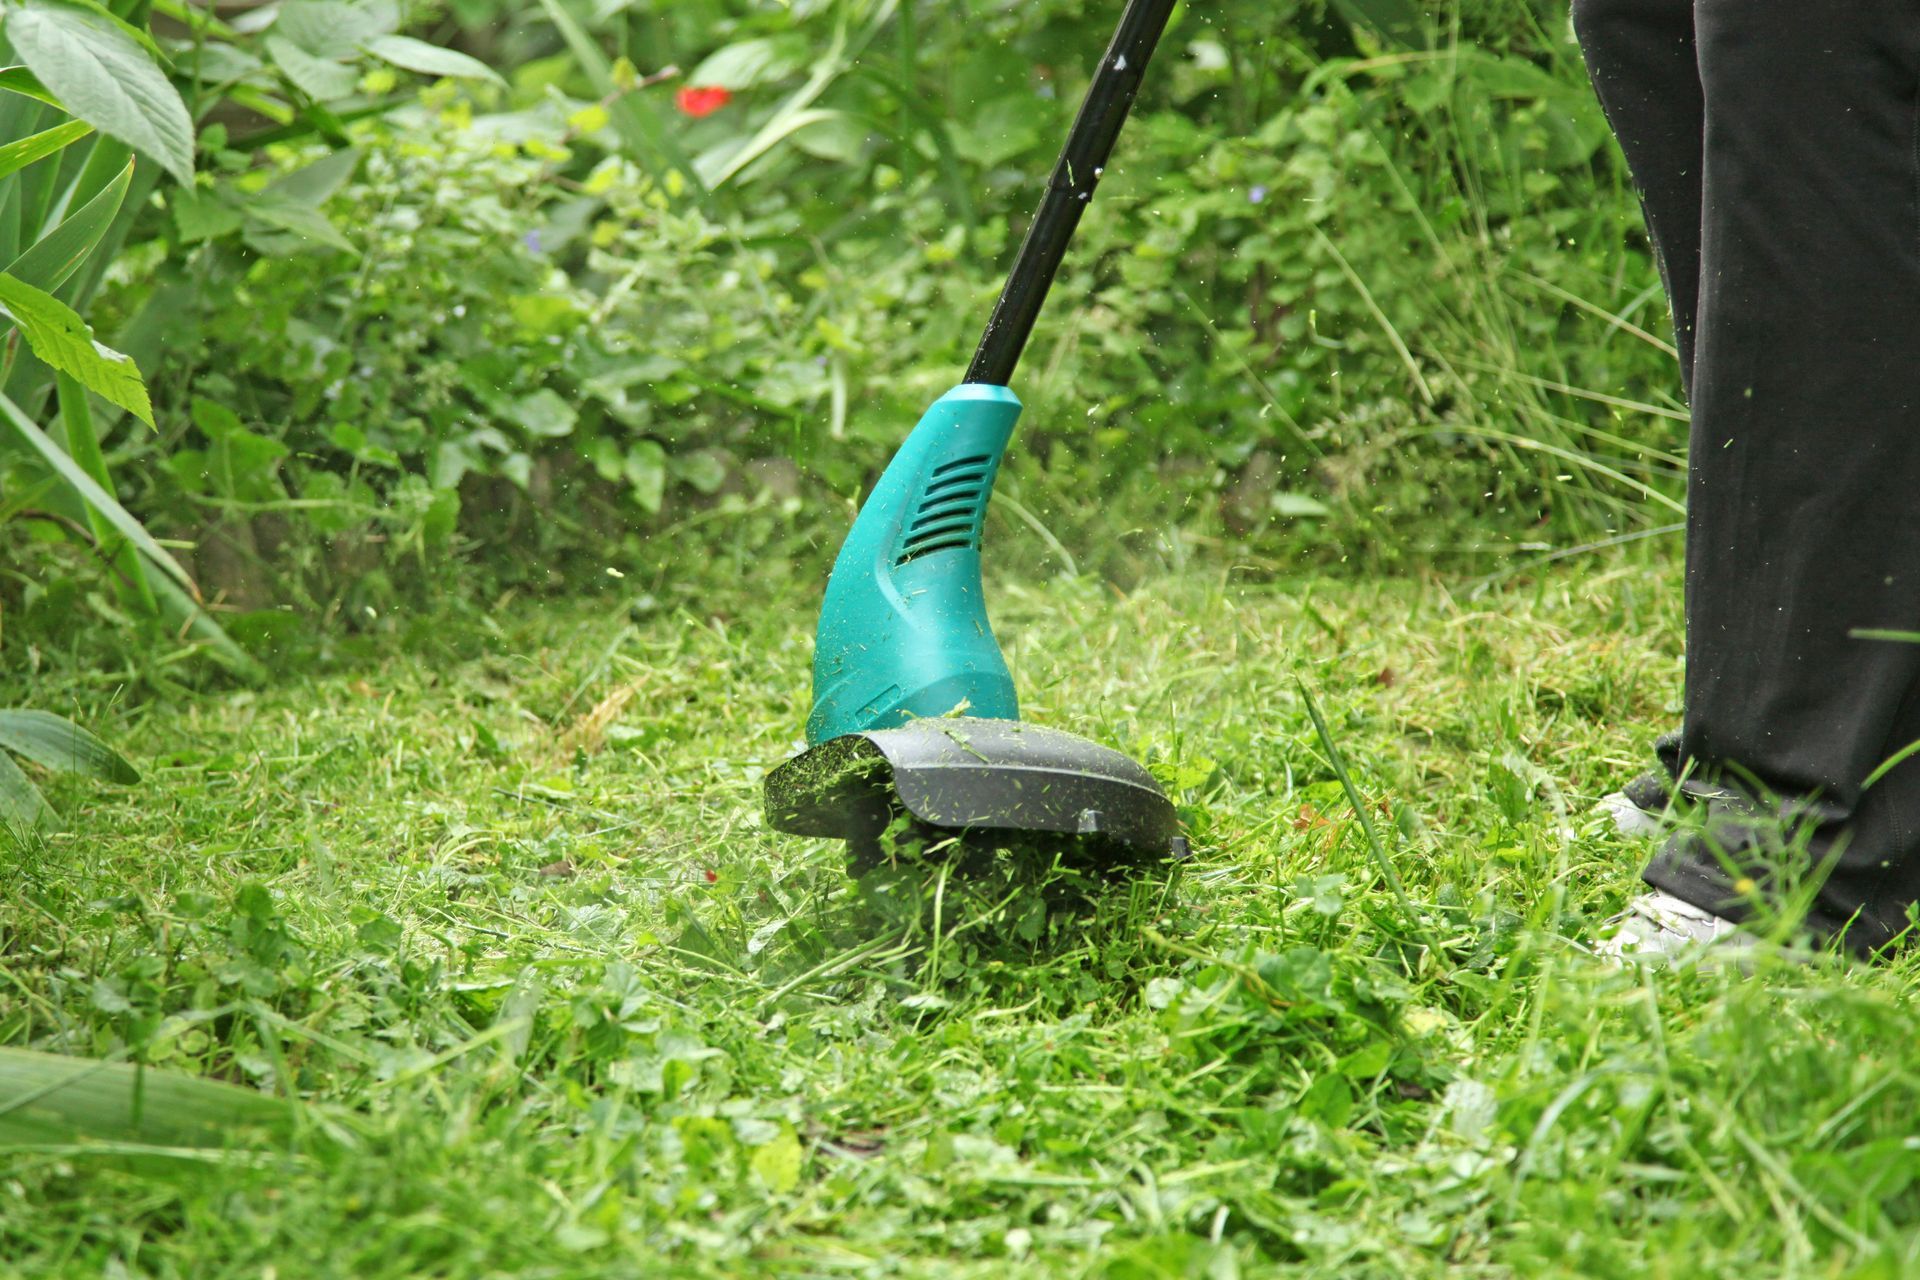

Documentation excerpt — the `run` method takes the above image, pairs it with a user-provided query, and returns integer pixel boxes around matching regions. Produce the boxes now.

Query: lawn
[6,549,1918,1278]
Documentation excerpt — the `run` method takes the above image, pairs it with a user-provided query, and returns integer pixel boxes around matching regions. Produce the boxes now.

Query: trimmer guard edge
[766,717,1183,859]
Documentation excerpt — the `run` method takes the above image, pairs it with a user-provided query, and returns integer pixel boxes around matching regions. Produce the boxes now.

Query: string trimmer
[764,0,1185,865]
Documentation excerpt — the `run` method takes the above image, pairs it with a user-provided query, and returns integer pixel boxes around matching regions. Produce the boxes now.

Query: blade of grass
[56,371,157,613]
[7,154,132,292]
[0,119,92,181]
[1424,423,1687,516]
[1309,224,1434,406]
[1508,268,1678,359]
[0,388,195,594]
[0,1047,295,1151]
[0,748,52,832]
[0,709,138,783]
[1295,677,1420,930]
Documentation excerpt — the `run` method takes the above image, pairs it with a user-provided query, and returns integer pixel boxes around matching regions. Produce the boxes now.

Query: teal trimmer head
[804,382,1023,743]
[764,0,1184,864]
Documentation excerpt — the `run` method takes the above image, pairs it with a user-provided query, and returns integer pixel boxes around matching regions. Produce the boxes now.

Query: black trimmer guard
[763,717,1184,863]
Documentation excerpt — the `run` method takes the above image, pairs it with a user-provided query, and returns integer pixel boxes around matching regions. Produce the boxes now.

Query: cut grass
[5,549,1920,1278]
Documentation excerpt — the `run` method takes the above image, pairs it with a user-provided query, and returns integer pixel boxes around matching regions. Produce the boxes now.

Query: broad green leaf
[0,709,139,784]
[200,414,288,502]
[190,394,243,439]
[669,448,728,495]
[699,107,844,188]
[0,750,51,833]
[42,0,169,62]
[790,112,870,163]
[176,42,262,87]
[688,35,809,91]
[6,0,194,184]
[0,391,196,595]
[6,156,132,291]
[624,440,665,512]
[1299,1072,1354,1128]
[265,34,359,102]
[0,65,62,108]
[262,146,359,206]
[951,97,1044,168]
[0,1047,294,1152]
[507,388,577,438]
[0,119,92,181]
[273,0,398,61]
[749,1128,803,1193]
[171,187,243,243]
[363,35,503,85]
[0,272,152,424]
[242,198,358,254]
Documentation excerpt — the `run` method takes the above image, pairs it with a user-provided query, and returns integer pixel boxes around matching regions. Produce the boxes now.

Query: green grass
[6,550,1920,1278]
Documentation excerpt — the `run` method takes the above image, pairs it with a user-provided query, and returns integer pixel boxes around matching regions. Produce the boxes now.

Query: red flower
[676,86,732,118]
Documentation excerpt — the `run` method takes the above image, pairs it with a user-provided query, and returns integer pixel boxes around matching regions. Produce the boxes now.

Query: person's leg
[1571,0,1702,842]
[1570,0,1705,386]
[1644,0,1920,953]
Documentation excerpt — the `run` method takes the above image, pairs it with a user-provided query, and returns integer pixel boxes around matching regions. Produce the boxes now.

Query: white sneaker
[1598,768,1680,838]
[1594,890,1751,965]
[1599,789,1666,838]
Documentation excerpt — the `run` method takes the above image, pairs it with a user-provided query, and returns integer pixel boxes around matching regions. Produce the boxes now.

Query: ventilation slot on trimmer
[930,454,991,476]
[896,457,993,564]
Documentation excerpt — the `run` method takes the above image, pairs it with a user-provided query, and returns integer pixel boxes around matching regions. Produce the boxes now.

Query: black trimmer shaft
[964,0,1178,387]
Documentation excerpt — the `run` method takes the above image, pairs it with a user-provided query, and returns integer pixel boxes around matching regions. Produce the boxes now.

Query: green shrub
[0,0,546,661]
[1049,29,1681,544]
[42,0,1680,639]
[96,107,854,608]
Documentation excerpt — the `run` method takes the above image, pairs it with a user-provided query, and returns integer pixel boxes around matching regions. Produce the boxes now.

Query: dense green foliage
[4,0,1682,656]
[0,0,510,663]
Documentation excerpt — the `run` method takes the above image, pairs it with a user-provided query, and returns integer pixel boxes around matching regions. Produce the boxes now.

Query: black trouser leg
[1576,0,1920,952]
[1570,0,1705,387]
[1571,0,1699,806]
